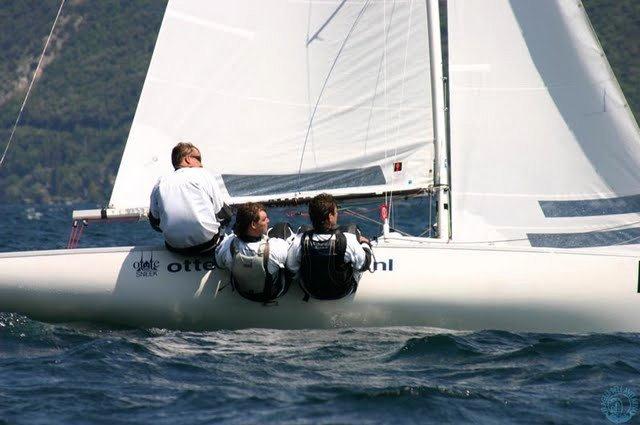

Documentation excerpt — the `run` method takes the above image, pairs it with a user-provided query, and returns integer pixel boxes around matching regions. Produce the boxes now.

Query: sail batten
[110,0,435,210]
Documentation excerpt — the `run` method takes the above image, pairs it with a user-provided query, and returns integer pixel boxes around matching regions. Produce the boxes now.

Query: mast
[426,0,451,241]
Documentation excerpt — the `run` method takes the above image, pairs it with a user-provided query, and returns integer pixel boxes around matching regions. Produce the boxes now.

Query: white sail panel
[110,0,434,209]
[448,0,640,248]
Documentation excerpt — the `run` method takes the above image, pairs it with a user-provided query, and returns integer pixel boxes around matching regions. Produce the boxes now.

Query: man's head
[234,202,269,240]
[309,193,338,232]
[171,142,202,170]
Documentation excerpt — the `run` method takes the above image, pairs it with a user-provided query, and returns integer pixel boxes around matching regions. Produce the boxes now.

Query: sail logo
[374,259,394,272]
[132,252,159,278]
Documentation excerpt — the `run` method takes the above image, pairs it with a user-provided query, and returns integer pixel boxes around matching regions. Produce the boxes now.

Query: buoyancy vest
[230,236,288,303]
[299,229,358,300]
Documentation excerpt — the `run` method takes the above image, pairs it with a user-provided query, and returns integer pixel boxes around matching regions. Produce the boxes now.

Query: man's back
[150,167,225,249]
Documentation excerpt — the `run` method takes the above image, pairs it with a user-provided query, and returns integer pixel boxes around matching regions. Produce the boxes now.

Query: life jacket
[230,235,288,303]
[299,229,358,300]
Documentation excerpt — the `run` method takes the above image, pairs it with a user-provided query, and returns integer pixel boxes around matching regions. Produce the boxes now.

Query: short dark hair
[308,193,337,231]
[171,142,198,169]
[234,202,266,240]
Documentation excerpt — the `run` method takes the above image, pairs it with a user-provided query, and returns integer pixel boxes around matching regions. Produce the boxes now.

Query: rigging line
[340,208,382,224]
[363,1,398,157]
[306,0,348,46]
[428,191,433,237]
[0,0,67,169]
[383,0,389,210]
[340,207,412,236]
[389,0,415,229]
[296,0,372,190]
[612,233,640,246]
[338,204,377,211]
[337,190,429,208]
[383,1,397,228]
[559,218,640,234]
[418,227,432,237]
[362,24,387,156]
[305,1,318,166]
[450,219,640,245]
[447,237,530,245]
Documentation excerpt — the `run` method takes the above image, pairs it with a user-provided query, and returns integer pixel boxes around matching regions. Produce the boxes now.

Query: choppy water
[1,203,639,424]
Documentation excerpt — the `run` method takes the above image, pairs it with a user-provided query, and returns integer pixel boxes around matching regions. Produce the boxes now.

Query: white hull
[0,237,638,332]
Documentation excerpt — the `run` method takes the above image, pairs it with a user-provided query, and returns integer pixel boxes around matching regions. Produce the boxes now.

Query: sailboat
[1,0,640,332]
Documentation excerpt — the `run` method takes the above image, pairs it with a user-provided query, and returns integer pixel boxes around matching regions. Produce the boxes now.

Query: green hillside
[0,0,166,203]
[584,0,640,121]
[0,0,638,204]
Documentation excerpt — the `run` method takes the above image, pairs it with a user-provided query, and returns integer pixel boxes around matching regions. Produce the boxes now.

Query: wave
[387,334,483,362]
[492,333,640,362]
[341,384,494,401]
[524,360,639,384]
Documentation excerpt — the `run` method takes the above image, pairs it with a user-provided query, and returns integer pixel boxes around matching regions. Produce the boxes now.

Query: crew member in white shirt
[149,142,231,255]
[286,193,373,300]
[215,202,291,303]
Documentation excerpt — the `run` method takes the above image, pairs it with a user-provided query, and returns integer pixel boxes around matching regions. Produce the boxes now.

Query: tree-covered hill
[584,0,640,120]
[0,0,638,204]
[0,0,166,203]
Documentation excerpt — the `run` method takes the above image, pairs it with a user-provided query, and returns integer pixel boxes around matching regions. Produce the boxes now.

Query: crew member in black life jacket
[215,202,292,303]
[149,142,232,255]
[286,193,373,300]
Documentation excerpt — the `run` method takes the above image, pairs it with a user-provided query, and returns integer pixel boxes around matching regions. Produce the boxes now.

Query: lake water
[1,203,639,424]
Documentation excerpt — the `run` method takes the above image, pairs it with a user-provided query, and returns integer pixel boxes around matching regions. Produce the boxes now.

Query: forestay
[448,0,640,248]
[110,0,435,210]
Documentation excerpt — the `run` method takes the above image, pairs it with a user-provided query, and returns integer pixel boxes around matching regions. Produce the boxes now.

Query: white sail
[448,0,640,248]
[110,0,435,209]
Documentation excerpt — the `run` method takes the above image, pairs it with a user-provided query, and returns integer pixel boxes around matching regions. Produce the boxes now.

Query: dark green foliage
[583,0,640,122]
[0,0,638,204]
[0,1,61,100]
[0,0,166,203]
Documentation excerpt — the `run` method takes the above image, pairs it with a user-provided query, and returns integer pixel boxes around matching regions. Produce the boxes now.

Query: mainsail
[448,0,640,248]
[110,0,435,209]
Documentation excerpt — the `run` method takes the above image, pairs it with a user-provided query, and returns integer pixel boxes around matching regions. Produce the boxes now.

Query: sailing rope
[340,207,412,236]
[284,191,430,236]
[388,0,416,230]
[378,0,414,230]
[444,218,640,246]
[296,0,371,191]
[67,219,86,249]
[600,219,640,246]
[382,0,390,225]
[306,0,348,46]
[424,190,434,237]
[304,1,318,167]
[0,0,67,169]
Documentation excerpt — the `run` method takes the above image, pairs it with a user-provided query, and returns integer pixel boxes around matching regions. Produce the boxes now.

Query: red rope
[67,220,86,249]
